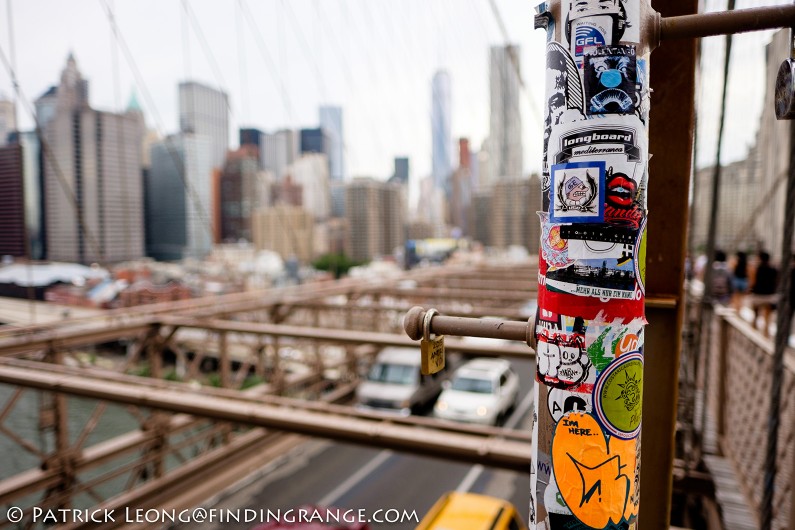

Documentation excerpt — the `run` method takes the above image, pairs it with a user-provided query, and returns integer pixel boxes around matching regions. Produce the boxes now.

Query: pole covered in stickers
[531,1,656,528]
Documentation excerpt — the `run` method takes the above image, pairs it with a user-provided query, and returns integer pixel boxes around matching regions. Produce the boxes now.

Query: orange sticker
[614,333,639,357]
[551,412,639,527]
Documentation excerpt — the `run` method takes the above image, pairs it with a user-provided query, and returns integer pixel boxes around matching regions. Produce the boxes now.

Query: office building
[288,153,330,220]
[0,97,16,146]
[320,106,344,182]
[146,133,213,261]
[261,129,299,180]
[37,54,145,264]
[345,178,406,262]
[219,145,268,242]
[179,81,229,170]
[432,70,452,194]
[490,176,542,250]
[252,205,314,263]
[300,127,326,156]
[489,45,523,179]
[0,132,44,259]
[390,157,409,185]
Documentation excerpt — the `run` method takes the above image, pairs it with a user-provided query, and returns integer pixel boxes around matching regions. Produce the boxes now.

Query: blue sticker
[550,161,606,223]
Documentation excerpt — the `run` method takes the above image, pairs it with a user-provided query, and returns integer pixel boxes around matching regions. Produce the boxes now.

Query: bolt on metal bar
[661,5,795,41]
[403,306,533,345]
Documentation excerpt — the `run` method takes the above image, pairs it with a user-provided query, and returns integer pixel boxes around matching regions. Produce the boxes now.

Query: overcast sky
[0,0,788,194]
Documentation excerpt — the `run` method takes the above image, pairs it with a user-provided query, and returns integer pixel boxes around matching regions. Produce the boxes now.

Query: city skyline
[0,0,788,199]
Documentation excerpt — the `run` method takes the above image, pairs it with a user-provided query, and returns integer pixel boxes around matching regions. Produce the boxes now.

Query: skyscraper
[489,45,523,179]
[431,70,452,194]
[219,145,265,242]
[345,178,406,262]
[300,128,326,155]
[146,134,213,261]
[0,96,16,146]
[320,106,344,182]
[178,81,229,170]
[0,142,25,256]
[390,157,409,185]
[37,54,145,264]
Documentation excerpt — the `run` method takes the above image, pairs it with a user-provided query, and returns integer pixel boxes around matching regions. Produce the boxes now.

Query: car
[433,357,519,425]
[416,491,527,530]
[355,346,447,416]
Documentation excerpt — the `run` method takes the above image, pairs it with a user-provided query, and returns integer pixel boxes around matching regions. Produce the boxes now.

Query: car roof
[418,492,519,530]
[375,346,422,366]
[456,357,512,376]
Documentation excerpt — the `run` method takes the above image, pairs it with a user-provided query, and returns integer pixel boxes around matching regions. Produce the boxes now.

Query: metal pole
[661,5,795,41]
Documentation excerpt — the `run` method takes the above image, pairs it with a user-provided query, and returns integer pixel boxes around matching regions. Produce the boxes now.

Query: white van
[356,346,445,416]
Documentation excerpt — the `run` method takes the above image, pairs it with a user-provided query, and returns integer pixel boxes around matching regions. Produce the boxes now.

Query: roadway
[176,358,535,530]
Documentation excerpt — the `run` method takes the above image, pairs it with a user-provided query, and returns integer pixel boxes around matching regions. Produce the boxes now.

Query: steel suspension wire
[695,0,735,451]
[761,117,795,530]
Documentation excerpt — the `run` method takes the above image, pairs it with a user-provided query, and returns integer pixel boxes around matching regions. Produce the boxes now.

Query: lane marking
[456,387,535,492]
[318,449,393,506]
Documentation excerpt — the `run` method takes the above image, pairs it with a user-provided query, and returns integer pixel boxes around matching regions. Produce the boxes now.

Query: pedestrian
[730,251,749,310]
[710,250,733,305]
[750,250,778,337]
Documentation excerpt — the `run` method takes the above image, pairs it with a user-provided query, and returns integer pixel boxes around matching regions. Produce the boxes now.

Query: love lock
[775,57,795,120]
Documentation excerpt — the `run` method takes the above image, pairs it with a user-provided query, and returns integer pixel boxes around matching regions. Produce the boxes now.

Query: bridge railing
[705,307,795,528]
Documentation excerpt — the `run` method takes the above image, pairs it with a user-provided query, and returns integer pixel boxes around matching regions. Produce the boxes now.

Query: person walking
[750,250,778,337]
[710,250,733,305]
[730,251,749,310]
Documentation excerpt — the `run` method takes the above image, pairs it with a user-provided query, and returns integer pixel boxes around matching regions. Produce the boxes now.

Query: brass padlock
[420,308,445,375]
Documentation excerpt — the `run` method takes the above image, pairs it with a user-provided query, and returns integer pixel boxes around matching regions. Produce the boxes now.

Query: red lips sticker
[606,173,636,208]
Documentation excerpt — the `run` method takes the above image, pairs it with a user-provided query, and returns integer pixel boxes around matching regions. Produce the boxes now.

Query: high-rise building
[261,129,299,180]
[37,54,145,264]
[390,157,409,185]
[450,139,473,234]
[431,70,452,194]
[0,132,44,259]
[252,205,315,263]
[0,97,16,146]
[146,133,213,261]
[179,81,229,170]
[288,153,330,220]
[345,178,406,262]
[219,145,267,242]
[489,45,523,180]
[490,175,541,251]
[320,106,344,182]
[300,128,326,156]
[0,142,25,256]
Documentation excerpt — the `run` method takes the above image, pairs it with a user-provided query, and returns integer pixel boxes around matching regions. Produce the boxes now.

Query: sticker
[544,256,638,300]
[584,320,645,372]
[544,42,586,209]
[544,473,572,515]
[605,167,645,229]
[539,212,573,270]
[551,412,639,528]
[584,45,637,115]
[634,217,647,295]
[535,310,595,391]
[548,388,593,422]
[561,0,640,53]
[547,115,648,210]
[550,161,606,223]
[594,352,643,439]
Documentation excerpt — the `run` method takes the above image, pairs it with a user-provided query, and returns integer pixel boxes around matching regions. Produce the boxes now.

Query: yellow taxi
[416,491,528,530]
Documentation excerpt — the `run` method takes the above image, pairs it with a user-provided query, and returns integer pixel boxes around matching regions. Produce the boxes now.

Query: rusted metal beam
[163,316,535,359]
[0,363,532,472]
[660,5,795,41]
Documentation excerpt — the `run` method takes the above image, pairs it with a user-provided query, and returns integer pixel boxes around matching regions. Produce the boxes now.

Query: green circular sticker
[594,352,643,439]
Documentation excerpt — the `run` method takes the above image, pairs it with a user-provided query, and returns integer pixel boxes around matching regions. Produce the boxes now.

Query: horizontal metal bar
[403,307,531,343]
[0,364,532,472]
[661,5,795,41]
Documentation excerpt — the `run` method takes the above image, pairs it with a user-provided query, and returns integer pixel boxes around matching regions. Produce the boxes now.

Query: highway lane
[177,357,535,530]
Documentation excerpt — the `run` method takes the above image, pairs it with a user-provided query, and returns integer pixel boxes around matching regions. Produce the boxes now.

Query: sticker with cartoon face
[584,45,637,115]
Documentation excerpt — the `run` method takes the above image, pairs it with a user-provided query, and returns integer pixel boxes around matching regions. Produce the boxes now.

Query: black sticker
[584,45,637,116]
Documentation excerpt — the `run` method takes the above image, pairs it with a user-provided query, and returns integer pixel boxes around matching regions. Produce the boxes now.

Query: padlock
[775,57,795,120]
[420,308,445,375]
